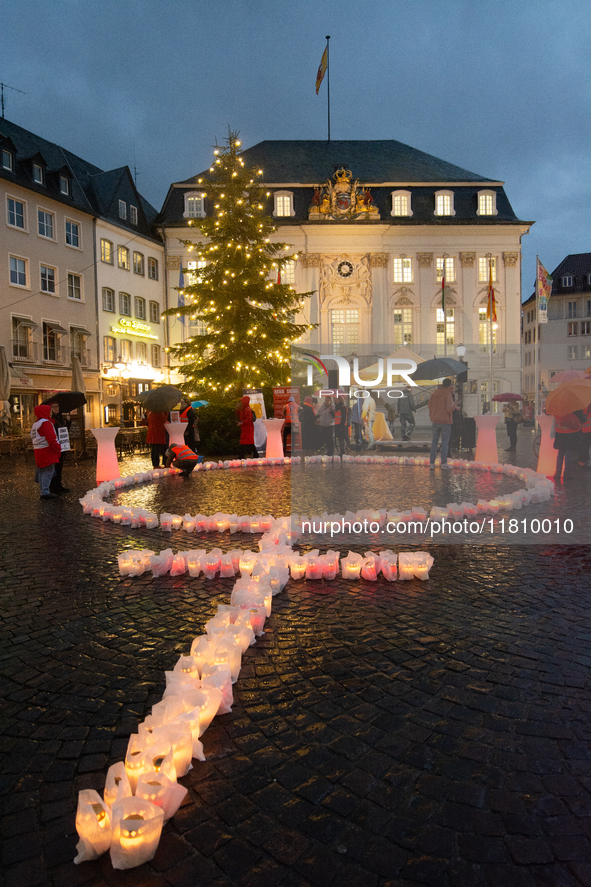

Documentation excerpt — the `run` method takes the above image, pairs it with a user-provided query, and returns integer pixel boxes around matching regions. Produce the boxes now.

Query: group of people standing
[299,394,351,456]
[145,397,201,476]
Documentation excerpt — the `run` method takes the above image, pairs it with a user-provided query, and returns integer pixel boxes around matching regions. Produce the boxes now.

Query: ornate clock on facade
[337,260,354,278]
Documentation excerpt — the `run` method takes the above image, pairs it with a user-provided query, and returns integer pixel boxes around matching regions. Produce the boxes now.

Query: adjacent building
[160,140,533,414]
[0,119,167,429]
[522,253,591,402]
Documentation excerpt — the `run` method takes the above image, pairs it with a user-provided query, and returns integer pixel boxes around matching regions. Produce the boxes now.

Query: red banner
[273,387,300,453]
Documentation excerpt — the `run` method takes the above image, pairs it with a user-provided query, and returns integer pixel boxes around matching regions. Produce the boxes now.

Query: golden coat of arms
[309,168,380,220]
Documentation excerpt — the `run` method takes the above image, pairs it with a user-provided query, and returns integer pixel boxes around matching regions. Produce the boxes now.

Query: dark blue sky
[3,0,590,296]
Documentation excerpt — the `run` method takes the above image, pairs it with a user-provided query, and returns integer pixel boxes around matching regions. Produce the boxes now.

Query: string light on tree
[163,130,314,398]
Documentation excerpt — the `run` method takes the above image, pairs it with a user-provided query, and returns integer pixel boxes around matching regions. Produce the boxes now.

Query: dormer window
[118,200,127,220]
[273,191,295,217]
[477,190,498,216]
[435,190,455,216]
[59,175,70,196]
[184,192,206,219]
[562,275,574,287]
[391,190,412,217]
[33,163,44,185]
[130,205,138,225]
[1,148,13,171]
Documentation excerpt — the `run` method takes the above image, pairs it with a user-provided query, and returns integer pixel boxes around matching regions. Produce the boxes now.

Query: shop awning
[70,326,93,338]
[46,323,68,335]
[13,317,38,330]
[9,365,34,387]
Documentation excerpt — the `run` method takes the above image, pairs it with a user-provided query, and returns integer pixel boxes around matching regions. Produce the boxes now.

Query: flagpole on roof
[488,253,494,411]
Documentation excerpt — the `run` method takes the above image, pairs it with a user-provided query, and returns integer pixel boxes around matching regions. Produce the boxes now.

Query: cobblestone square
[2,435,591,886]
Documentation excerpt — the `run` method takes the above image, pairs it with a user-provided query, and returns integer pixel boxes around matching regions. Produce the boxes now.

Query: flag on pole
[277,267,281,285]
[537,258,552,323]
[486,258,497,322]
[315,45,328,94]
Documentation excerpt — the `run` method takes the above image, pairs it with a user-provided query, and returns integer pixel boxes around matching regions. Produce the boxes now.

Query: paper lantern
[219,554,236,577]
[248,606,266,636]
[150,724,193,777]
[187,549,206,577]
[183,514,196,533]
[201,664,234,714]
[360,556,378,582]
[140,740,177,783]
[110,797,164,870]
[177,707,205,759]
[73,789,112,863]
[239,551,258,575]
[305,556,323,580]
[341,552,363,580]
[125,734,154,793]
[190,635,217,676]
[136,770,188,822]
[213,638,242,683]
[103,762,132,809]
[289,555,307,580]
[189,687,223,735]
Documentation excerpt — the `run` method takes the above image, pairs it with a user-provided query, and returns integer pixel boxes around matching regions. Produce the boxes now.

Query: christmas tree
[164,131,314,398]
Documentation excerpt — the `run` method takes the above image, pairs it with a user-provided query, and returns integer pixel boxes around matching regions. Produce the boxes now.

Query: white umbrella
[0,346,11,435]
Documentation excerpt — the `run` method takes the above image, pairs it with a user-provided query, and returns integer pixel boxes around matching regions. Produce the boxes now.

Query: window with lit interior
[331,309,359,355]
[477,190,497,215]
[436,307,455,354]
[184,193,205,218]
[393,308,413,345]
[273,191,294,217]
[436,257,456,283]
[479,307,498,353]
[393,257,412,283]
[478,256,497,282]
[391,191,412,217]
[435,191,455,216]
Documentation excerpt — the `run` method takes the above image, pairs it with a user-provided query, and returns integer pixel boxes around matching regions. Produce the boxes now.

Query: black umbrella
[41,391,87,413]
[410,358,467,381]
[137,385,184,413]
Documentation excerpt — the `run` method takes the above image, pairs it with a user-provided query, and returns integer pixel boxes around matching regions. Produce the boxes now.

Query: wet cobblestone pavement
[2,431,591,887]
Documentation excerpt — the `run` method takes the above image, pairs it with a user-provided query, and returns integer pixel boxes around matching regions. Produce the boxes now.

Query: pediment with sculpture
[309,168,380,220]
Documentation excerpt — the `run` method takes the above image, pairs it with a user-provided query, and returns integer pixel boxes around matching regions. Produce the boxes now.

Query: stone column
[370,253,390,347]
[416,253,433,352]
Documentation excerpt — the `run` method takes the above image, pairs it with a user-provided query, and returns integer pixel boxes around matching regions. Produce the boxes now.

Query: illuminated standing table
[262,418,285,458]
[165,422,186,447]
[91,427,121,483]
[535,414,558,476]
[473,414,501,464]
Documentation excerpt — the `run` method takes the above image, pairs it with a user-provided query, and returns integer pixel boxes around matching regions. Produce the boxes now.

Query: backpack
[251,409,257,423]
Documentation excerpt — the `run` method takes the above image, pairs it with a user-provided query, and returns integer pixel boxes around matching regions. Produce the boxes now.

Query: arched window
[434,190,455,216]
[391,190,412,217]
[273,191,295,217]
[477,190,498,216]
[184,192,206,219]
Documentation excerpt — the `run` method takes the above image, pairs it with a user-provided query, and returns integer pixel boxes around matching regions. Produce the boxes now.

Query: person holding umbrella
[502,400,522,451]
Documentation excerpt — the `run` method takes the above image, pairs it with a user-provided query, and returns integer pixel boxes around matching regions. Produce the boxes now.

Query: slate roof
[181,139,497,185]
[0,118,161,240]
[163,138,529,227]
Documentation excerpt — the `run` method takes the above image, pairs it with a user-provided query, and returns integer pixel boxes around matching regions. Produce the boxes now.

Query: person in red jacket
[237,395,258,458]
[30,404,62,499]
[146,410,168,468]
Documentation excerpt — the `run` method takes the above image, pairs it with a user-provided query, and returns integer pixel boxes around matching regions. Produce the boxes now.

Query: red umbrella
[492,393,523,402]
[550,370,587,384]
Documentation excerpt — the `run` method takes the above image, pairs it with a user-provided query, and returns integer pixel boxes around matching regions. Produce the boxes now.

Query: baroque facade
[0,119,166,429]
[161,139,532,414]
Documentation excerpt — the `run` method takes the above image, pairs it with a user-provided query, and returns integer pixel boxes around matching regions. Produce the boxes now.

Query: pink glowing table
[474,415,501,464]
[535,414,558,476]
[165,422,186,447]
[262,418,285,458]
[91,427,121,483]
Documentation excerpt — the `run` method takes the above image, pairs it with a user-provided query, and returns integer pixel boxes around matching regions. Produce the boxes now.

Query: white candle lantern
[103,762,132,809]
[173,654,200,684]
[73,789,112,863]
[160,513,173,532]
[124,734,154,793]
[201,664,234,714]
[380,556,398,582]
[248,606,266,636]
[177,706,204,758]
[150,724,193,777]
[360,556,378,582]
[170,553,187,576]
[213,638,242,683]
[289,554,307,580]
[305,556,324,580]
[195,515,208,532]
[140,740,177,783]
[341,552,363,580]
[219,554,236,577]
[239,551,257,575]
[190,686,223,735]
[171,514,183,530]
[187,549,206,577]
[110,797,164,870]
[397,553,416,581]
[183,514,196,533]
[190,635,217,676]
[228,515,240,533]
[136,770,188,822]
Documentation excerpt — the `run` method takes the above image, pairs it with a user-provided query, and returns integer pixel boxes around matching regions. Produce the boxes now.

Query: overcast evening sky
[2,0,590,299]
